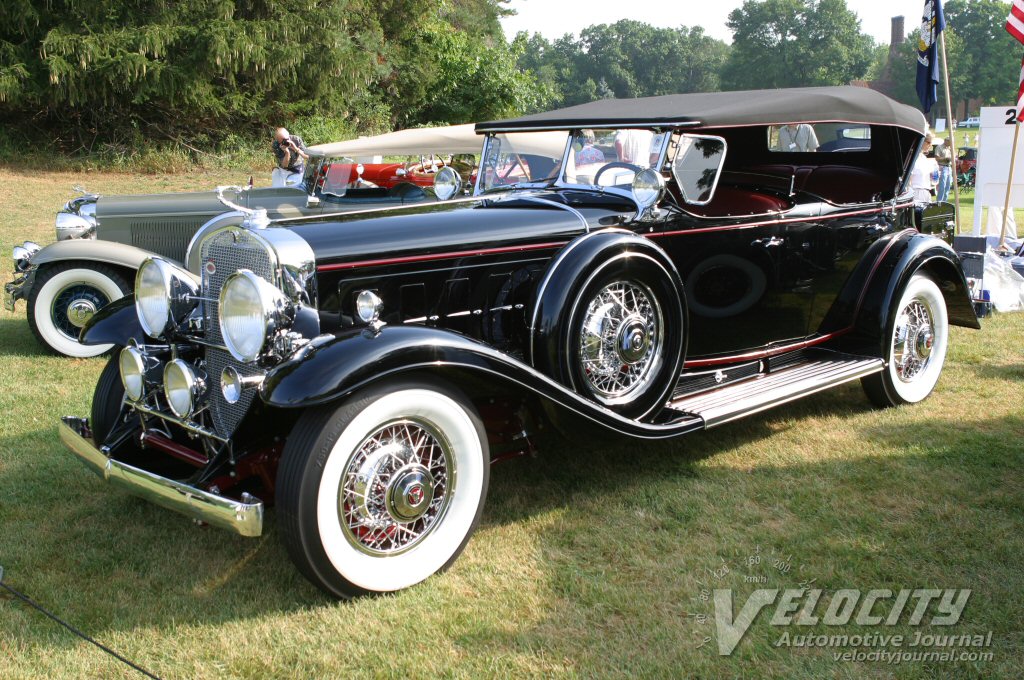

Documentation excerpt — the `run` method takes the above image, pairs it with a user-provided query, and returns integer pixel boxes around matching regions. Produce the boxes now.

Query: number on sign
[1008,109,1019,125]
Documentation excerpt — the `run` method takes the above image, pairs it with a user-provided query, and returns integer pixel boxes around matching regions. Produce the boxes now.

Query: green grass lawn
[1,169,1023,678]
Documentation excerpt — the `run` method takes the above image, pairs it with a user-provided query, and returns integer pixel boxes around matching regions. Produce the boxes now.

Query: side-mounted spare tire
[531,231,686,420]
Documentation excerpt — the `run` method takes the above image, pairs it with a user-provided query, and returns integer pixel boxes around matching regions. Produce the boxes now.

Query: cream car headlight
[218,270,290,363]
[135,258,198,339]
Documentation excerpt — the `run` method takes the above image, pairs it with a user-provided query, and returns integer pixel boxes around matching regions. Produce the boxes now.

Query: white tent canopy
[308,124,481,158]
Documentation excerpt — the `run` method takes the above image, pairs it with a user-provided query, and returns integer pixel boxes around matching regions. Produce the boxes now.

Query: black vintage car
[61,86,978,598]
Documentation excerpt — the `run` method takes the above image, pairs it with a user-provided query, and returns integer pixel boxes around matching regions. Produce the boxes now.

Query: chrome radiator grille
[200,228,275,436]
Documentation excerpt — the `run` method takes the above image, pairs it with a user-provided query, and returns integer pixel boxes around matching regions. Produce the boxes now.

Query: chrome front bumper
[59,416,263,537]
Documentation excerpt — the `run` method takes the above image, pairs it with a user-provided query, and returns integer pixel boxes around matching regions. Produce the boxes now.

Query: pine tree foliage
[0,0,526,147]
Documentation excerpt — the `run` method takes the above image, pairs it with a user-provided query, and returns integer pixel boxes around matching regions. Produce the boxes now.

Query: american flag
[1009,0,1024,121]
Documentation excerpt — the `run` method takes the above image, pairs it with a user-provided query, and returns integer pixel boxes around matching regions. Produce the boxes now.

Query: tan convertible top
[308,124,481,158]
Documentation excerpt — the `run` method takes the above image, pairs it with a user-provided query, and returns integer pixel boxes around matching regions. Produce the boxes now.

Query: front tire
[90,352,128,445]
[27,263,130,357]
[862,274,949,407]
[277,380,489,598]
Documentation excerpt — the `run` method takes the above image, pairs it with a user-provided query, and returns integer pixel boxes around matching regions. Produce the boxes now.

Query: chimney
[891,16,905,49]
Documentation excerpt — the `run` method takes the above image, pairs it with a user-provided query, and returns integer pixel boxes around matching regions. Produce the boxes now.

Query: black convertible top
[477,86,926,134]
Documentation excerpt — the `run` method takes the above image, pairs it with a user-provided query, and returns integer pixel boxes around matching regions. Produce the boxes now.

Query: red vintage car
[309,124,479,192]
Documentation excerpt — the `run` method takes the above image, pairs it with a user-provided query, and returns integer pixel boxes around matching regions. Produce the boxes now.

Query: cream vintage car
[6,124,481,356]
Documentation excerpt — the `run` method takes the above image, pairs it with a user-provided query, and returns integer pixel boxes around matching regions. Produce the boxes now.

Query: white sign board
[973,106,1024,236]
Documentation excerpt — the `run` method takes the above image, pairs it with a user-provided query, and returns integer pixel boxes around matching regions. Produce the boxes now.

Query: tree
[722,0,874,90]
[0,0,537,148]
[945,0,1021,111]
[515,21,729,110]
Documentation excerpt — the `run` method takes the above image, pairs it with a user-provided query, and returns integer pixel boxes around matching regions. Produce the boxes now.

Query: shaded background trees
[0,0,1019,160]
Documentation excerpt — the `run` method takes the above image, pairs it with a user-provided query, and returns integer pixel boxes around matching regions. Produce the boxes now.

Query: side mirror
[433,166,462,201]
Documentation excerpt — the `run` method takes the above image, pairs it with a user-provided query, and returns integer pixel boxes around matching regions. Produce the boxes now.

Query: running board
[669,353,884,428]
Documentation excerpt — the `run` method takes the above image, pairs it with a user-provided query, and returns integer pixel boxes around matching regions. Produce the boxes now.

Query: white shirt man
[777,124,819,152]
[910,139,940,205]
[614,129,655,167]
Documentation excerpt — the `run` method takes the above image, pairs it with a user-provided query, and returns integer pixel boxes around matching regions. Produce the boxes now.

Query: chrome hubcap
[892,299,934,382]
[340,419,453,555]
[578,280,663,401]
[66,299,98,328]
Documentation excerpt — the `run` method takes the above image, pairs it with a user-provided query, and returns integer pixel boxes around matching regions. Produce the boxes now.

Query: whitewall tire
[277,381,489,597]
[27,263,130,357]
[862,274,949,407]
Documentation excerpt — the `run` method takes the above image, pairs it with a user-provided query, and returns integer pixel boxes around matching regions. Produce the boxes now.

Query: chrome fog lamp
[632,168,666,211]
[433,166,462,201]
[219,270,290,363]
[355,290,383,324]
[220,366,265,405]
[163,359,204,418]
[119,346,147,402]
[55,211,95,240]
[135,258,199,340]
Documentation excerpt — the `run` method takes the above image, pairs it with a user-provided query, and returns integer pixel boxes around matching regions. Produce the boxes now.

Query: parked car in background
[59,86,978,598]
[5,124,482,357]
[957,117,980,129]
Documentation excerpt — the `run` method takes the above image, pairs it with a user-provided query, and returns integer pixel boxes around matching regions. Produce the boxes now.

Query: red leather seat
[685,186,791,218]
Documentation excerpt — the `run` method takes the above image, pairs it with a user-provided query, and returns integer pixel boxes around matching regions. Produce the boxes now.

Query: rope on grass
[0,565,161,679]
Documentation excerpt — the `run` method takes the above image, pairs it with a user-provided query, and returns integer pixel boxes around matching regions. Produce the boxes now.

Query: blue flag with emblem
[916,0,946,113]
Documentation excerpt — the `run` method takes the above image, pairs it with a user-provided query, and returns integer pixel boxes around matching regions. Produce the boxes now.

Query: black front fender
[259,325,704,440]
[80,294,145,347]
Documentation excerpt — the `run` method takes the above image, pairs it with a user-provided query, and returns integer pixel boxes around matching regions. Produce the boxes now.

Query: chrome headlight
[55,211,95,241]
[135,258,199,339]
[218,270,291,363]
[119,347,147,402]
[632,168,666,211]
[163,359,204,418]
[12,242,41,272]
[433,166,462,201]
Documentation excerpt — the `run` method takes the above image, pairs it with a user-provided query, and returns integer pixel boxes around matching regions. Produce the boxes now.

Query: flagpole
[1000,121,1020,250]
[938,32,961,235]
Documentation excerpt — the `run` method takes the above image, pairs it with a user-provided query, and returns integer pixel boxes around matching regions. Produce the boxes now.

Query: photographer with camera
[271,127,309,187]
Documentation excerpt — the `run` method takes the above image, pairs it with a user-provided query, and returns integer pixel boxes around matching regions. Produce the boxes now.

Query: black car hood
[280,190,637,268]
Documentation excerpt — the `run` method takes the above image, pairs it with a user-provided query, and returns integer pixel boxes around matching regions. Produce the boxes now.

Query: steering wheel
[593,162,643,185]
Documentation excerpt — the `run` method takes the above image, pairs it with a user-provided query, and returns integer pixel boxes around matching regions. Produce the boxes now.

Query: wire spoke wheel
[892,299,935,383]
[51,284,109,339]
[577,280,663,401]
[340,418,454,556]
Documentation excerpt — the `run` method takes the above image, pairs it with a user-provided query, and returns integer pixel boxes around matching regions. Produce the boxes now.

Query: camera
[280,138,292,148]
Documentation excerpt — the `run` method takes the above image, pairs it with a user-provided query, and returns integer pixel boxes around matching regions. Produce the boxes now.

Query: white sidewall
[316,389,485,592]
[887,276,948,403]
[32,267,125,357]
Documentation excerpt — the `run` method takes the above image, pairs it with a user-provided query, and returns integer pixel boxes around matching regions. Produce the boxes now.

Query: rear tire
[276,379,489,598]
[862,274,949,407]
[27,263,130,357]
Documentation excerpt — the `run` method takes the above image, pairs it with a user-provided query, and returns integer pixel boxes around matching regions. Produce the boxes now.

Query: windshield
[478,132,569,192]
[563,128,668,189]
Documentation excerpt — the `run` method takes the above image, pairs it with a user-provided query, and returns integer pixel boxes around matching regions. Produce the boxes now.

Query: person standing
[777,123,819,152]
[934,137,953,202]
[272,127,309,187]
[910,134,940,205]
[614,128,655,167]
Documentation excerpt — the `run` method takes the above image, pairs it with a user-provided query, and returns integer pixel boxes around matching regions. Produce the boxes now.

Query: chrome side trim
[59,416,262,537]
